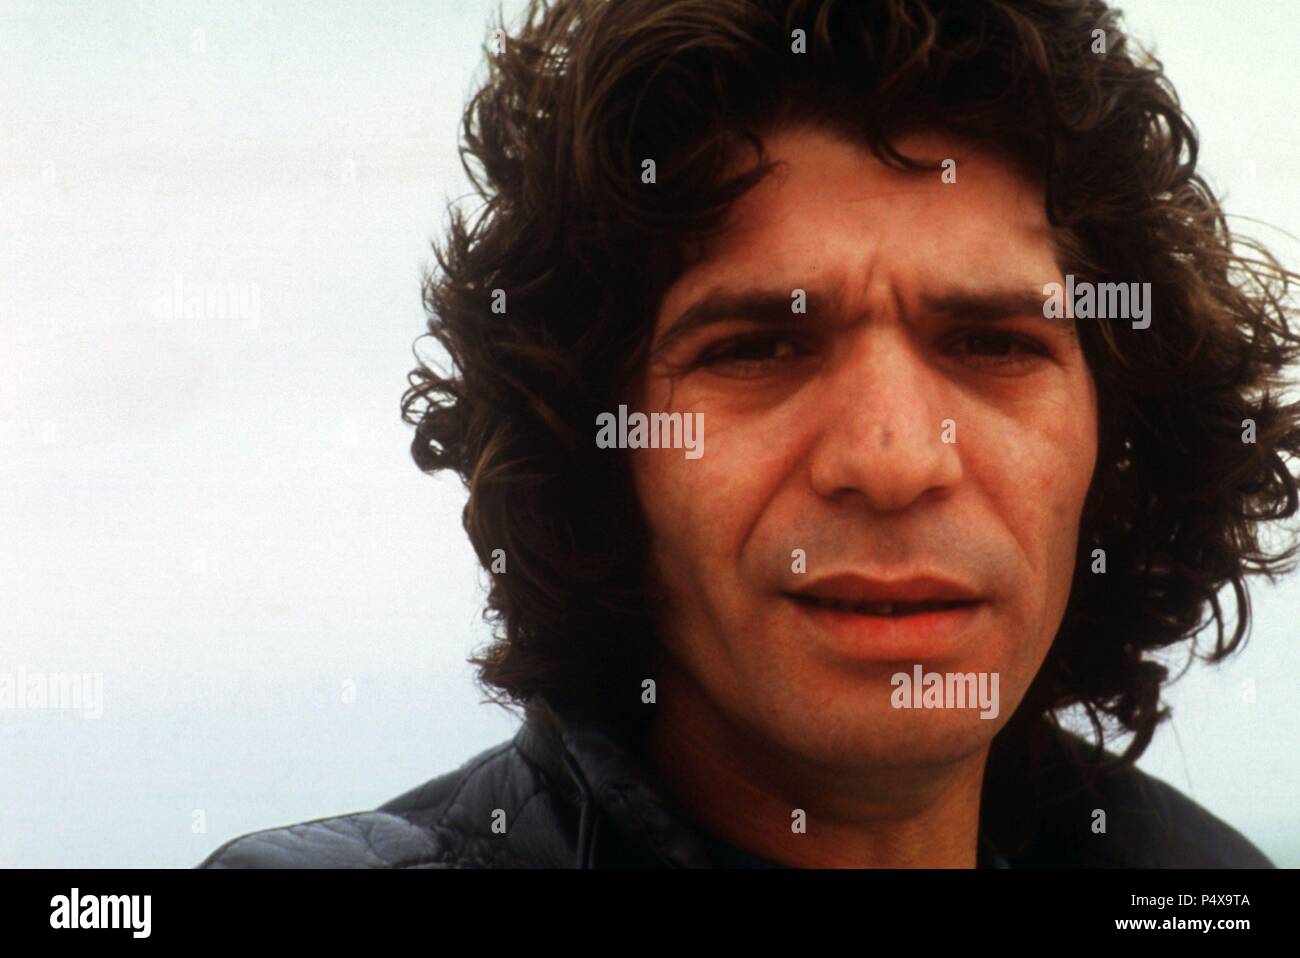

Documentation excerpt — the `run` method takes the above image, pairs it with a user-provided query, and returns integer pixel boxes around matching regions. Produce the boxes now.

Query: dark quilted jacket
[197,698,1274,869]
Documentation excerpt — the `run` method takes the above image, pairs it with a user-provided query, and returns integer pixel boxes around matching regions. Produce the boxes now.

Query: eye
[943,329,1051,371]
[692,332,808,377]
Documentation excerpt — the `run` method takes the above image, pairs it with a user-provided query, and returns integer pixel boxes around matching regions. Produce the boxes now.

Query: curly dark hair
[401,0,1300,793]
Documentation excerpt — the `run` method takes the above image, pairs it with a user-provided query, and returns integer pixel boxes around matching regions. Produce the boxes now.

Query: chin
[759,696,1010,771]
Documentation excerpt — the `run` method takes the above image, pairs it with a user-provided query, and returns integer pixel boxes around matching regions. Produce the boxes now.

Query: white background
[1,0,1297,867]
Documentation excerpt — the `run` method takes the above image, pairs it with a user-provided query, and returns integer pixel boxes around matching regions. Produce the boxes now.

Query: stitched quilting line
[426,741,517,864]
[429,740,514,829]
[484,789,551,868]
[557,723,707,868]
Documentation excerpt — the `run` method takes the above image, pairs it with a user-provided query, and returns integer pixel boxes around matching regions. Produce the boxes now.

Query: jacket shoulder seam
[418,740,522,864]
[198,810,451,869]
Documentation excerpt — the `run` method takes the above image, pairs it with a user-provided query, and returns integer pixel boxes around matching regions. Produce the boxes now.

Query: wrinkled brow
[652,283,1075,360]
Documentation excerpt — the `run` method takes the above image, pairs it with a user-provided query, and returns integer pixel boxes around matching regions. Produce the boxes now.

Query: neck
[647,657,990,868]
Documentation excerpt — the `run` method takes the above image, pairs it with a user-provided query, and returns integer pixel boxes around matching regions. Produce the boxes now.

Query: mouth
[788,594,981,617]
[785,589,986,660]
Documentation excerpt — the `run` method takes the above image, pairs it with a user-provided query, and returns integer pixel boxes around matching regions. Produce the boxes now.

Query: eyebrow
[651,289,805,359]
[920,288,1076,340]
[652,283,1075,358]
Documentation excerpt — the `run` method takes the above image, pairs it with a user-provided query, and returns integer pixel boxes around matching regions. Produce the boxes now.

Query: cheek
[631,446,732,575]
[1046,390,1099,539]
[1036,441,1093,556]
[630,418,783,591]
[983,397,1097,585]
[1028,408,1098,621]
[974,419,1095,680]
[630,443,759,642]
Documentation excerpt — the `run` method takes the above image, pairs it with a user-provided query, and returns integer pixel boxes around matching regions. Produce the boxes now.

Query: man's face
[630,126,1098,771]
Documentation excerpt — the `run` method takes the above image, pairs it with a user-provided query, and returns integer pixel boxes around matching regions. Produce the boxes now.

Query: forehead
[660,126,1057,321]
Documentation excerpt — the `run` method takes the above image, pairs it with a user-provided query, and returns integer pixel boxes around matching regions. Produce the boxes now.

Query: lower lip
[786,595,985,660]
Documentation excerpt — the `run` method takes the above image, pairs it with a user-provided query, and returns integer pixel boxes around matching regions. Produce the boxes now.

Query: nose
[807,326,963,512]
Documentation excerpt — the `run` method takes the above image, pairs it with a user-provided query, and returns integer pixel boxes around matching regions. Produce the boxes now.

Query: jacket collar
[515,698,715,867]
[514,697,1011,868]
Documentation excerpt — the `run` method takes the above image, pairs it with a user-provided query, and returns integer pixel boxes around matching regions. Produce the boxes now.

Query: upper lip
[789,573,982,605]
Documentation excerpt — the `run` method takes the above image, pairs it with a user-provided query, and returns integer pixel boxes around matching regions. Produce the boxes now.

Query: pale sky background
[1,0,1297,867]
